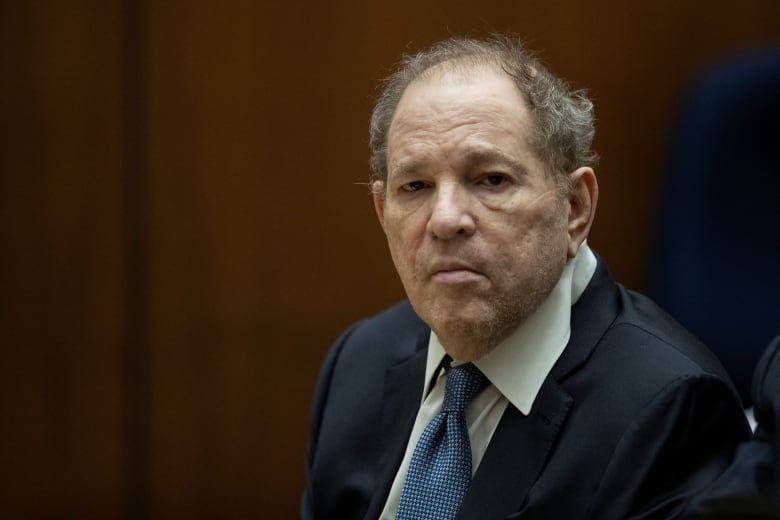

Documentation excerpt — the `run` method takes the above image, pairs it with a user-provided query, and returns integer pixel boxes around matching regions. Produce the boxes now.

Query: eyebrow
[460,148,529,175]
[389,146,531,180]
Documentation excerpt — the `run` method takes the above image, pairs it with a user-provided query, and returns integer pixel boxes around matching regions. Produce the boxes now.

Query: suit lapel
[363,345,429,519]
[458,378,573,519]
[553,259,620,381]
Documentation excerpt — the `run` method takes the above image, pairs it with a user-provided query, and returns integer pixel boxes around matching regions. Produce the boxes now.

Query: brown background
[2,1,778,518]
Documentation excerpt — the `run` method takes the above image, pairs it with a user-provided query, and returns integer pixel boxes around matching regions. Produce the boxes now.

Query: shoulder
[572,282,751,517]
[311,300,429,411]
[306,300,428,443]
[327,299,429,369]
[564,259,742,421]
[610,284,734,382]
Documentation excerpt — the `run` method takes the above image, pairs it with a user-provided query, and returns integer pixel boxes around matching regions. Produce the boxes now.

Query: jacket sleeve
[587,373,751,519]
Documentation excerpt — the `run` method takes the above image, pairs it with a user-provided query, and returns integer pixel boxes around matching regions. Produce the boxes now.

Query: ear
[372,181,387,234]
[566,167,598,258]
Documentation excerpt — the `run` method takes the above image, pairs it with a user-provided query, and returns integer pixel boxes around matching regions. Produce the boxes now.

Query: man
[301,35,751,519]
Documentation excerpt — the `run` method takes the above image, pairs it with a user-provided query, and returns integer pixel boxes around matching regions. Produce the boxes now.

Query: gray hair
[369,35,598,192]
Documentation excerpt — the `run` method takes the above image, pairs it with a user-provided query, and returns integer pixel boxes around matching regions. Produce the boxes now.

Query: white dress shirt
[379,243,597,519]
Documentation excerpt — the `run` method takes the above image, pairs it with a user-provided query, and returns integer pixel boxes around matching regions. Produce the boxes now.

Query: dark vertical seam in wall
[120,0,149,518]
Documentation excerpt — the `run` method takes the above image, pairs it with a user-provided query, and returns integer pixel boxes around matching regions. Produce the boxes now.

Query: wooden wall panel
[2,0,779,518]
[0,2,124,517]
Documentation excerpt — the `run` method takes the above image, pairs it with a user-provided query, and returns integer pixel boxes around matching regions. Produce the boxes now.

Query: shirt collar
[423,242,597,414]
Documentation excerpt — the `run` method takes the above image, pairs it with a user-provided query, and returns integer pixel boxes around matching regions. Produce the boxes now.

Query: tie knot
[441,363,489,413]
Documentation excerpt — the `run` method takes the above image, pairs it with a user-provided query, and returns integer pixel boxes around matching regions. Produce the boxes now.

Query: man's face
[374,66,575,361]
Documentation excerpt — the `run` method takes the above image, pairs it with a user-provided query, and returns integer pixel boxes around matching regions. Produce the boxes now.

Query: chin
[429,312,506,361]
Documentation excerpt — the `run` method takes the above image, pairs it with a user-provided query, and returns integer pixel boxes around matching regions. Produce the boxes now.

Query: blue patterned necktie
[395,362,490,520]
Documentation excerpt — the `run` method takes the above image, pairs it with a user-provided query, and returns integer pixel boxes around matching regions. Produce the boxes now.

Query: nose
[426,184,476,239]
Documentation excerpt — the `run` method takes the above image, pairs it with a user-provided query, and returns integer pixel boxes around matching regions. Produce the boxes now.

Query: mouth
[429,261,484,283]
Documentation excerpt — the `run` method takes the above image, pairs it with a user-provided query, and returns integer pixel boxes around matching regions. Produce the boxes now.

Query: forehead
[397,63,527,116]
[387,65,536,170]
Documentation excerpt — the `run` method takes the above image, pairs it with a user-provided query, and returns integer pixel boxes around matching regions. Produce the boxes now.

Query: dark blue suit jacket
[302,261,751,519]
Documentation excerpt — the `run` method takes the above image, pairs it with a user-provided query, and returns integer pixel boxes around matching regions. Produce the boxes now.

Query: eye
[480,174,509,187]
[401,180,430,192]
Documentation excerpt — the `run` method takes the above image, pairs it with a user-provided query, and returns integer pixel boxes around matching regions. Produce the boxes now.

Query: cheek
[499,207,569,262]
[384,206,426,248]
[527,196,569,233]
[384,216,424,275]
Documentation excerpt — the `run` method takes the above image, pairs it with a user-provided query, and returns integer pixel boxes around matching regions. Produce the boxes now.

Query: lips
[429,259,484,283]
